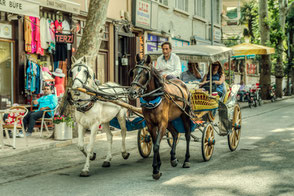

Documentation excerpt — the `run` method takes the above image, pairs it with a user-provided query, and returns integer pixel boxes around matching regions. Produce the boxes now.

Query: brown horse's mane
[150,64,164,88]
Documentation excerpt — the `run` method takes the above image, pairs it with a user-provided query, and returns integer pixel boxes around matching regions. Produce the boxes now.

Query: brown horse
[129,54,191,180]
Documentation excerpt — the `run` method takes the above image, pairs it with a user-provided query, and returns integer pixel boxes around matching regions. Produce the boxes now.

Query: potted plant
[53,114,74,140]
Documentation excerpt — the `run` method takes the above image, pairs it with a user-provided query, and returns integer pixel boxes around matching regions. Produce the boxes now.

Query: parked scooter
[248,84,262,108]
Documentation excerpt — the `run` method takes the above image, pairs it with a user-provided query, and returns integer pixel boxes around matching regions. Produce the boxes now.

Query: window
[194,0,205,18]
[214,0,220,24]
[153,0,168,6]
[175,0,188,12]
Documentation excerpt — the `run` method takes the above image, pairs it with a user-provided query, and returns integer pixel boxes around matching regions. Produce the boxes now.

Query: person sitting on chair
[22,85,58,137]
[156,41,182,80]
[180,62,202,83]
[200,61,225,97]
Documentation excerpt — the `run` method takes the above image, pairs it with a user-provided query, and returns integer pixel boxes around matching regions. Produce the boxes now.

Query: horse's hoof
[182,162,190,168]
[152,172,162,180]
[122,152,130,160]
[90,153,96,161]
[102,161,111,167]
[80,171,90,177]
[171,159,178,167]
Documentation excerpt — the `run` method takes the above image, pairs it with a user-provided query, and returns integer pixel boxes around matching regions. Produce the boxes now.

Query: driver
[200,61,225,97]
[156,41,181,80]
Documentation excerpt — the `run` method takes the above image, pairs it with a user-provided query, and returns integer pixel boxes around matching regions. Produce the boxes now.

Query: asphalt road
[0,98,294,196]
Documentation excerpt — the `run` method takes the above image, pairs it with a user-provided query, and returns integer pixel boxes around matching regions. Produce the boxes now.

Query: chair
[2,106,28,149]
[37,105,59,137]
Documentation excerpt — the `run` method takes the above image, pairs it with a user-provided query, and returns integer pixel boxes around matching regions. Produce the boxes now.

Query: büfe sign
[56,33,74,44]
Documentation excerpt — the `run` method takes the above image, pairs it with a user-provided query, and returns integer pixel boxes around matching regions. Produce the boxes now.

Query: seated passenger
[180,62,202,83]
[200,61,225,97]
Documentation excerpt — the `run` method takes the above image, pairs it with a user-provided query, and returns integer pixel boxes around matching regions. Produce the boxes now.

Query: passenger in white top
[156,42,182,79]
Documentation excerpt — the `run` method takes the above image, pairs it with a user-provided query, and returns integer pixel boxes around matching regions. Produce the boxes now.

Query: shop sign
[56,33,74,44]
[133,0,151,29]
[0,23,12,39]
[0,0,39,17]
[38,0,80,14]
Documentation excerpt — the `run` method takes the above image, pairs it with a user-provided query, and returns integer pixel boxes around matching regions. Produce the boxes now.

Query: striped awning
[231,43,275,55]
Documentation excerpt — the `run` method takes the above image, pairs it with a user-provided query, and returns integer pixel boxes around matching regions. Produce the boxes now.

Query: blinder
[130,64,152,92]
[70,63,92,86]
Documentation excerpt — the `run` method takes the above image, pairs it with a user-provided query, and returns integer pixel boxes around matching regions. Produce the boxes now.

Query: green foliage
[240,0,259,41]
[53,115,74,127]
[223,36,244,47]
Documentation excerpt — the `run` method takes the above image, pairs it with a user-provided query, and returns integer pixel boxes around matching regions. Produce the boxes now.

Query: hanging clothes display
[25,61,40,93]
[30,16,37,54]
[40,17,49,49]
[48,19,56,54]
[24,16,32,53]
[36,18,44,55]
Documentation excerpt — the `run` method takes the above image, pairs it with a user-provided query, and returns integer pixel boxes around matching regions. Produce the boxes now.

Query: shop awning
[148,44,233,63]
[231,43,275,55]
[232,54,256,60]
[0,0,39,17]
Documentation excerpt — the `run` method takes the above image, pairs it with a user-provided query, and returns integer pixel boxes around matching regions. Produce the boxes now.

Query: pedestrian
[200,61,225,97]
[21,85,58,137]
[156,41,182,80]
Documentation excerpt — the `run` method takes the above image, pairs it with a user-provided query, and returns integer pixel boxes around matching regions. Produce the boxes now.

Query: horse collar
[76,101,95,113]
[140,96,162,109]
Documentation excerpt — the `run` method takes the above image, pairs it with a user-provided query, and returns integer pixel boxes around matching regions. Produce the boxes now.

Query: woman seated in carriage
[200,61,225,97]
[180,62,202,83]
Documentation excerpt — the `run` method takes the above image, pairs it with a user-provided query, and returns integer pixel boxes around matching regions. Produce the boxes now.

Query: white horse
[70,57,129,177]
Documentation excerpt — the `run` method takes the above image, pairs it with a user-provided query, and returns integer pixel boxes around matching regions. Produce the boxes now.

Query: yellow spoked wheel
[228,104,242,151]
[137,127,152,158]
[201,123,215,161]
[166,131,180,147]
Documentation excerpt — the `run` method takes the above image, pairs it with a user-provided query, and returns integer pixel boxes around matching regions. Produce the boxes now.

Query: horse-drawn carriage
[70,44,241,179]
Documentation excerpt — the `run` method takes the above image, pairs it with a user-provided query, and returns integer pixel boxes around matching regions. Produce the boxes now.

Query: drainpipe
[211,0,214,46]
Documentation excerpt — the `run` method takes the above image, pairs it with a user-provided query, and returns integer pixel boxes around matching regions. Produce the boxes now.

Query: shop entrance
[0,40,14,109]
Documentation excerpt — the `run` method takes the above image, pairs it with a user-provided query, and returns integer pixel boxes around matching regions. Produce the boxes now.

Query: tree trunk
[59,0,110,136]
[275,0,288,98]
[292,68,294,95]
[259,0,272,99]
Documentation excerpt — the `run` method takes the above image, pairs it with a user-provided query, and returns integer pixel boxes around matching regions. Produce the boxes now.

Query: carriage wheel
[228,104,242,151]
[166,131,180,148]
[203,110,216,122]
[201,123,215,161]
[137,127,152,158]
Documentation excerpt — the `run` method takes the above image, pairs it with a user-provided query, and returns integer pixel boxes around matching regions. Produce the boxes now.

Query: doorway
[0,40,14,109]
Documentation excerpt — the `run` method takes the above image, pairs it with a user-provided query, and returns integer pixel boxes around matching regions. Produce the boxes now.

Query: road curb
[0,129,123,159]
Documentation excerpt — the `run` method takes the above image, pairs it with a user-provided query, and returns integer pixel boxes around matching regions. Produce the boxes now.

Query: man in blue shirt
[22,85,58,136]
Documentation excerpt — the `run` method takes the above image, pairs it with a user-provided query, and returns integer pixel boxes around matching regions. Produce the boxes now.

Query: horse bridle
[130,63,152,92]
[70,63,92,87]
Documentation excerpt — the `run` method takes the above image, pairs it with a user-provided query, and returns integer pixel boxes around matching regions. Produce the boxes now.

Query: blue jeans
[23,111,50,133]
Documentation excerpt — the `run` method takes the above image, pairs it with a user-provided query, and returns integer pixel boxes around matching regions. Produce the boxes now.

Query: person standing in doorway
[156,41,182,80]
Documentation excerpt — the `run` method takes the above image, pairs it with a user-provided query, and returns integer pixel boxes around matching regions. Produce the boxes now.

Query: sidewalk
[1,95,294,159]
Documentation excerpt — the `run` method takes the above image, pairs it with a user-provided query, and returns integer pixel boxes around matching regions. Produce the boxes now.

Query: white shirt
[156,53,182,77]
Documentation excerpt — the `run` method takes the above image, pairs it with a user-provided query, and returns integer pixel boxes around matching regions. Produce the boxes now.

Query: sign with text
[0,0,39,17]
[55,33,74,44]
[38,0,80,14]
[133,0,151,29]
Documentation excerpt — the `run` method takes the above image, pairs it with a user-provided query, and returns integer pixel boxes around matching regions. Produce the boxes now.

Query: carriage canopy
[148,45,234,64]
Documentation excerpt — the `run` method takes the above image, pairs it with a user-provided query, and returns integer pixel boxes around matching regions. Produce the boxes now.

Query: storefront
[0,0,40,109]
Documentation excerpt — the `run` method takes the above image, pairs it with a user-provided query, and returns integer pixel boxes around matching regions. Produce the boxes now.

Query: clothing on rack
[36,18,44,55]
[30,16,37,53]
[24,16,32,53]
